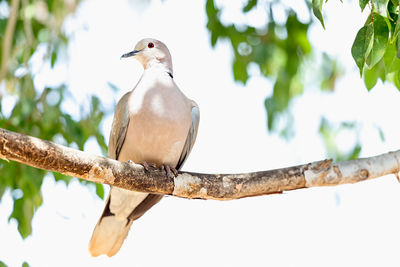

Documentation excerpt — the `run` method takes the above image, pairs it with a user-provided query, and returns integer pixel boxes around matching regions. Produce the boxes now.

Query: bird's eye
[148,42,154,48]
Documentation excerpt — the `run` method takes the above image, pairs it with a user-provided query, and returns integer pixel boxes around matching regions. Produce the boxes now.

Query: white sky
[2,0,400,266]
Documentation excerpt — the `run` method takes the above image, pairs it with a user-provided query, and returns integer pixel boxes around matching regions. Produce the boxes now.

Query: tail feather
[89,215,133,257]
[88,188,163,257]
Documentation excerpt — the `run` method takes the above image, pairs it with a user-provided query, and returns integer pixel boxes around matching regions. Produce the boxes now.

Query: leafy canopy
[313,0,400,90]
[0,0,107,241]
[206,0,340,138]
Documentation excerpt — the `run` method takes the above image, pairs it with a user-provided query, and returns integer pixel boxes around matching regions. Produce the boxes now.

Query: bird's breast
[117,78,192,167]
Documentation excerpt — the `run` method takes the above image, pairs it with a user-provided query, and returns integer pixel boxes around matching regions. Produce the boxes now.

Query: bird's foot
[139,161,157,172]
[160,164,178,179]
[138,161,177,178]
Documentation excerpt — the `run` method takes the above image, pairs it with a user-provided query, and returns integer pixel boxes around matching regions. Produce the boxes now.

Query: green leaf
[206,0,221,47]
[372,0,389,16]
[0,260,8,267]
[206,0,216,19]
[53,172,72,185]
[95,183,105,199]
[351,24,374,76]
[50,51,57,68]
[9,197,34,239]
[348,144,362,160]
[312,0,325,29]
[391,16,400,43]
[366,13,389,68]
[243,0,257,12]
[264,97,277,131]
[360,0,370,10]
[273,72,291,110]
[383,43,400,72]
[393,69,400,89]
[22,262,30,267]
[377,126,386,141]
[232,57,248,83]
[364,64,379,90]
[396,32,400,58]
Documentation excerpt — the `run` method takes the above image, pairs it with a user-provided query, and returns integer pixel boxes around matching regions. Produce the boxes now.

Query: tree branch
[0,127,399,200]
[0,0,20,82]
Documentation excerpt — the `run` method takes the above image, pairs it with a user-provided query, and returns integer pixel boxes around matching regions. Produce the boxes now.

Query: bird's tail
[89,195,134,257]
[89,188,163,257]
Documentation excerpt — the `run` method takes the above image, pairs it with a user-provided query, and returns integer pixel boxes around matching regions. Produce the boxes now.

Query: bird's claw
[138,161,177,178]
[139,161,150,172]
[161,164,178,179]
[140,161,158,172]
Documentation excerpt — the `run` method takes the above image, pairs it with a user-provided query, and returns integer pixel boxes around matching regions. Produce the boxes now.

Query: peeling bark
[0,127,399,200]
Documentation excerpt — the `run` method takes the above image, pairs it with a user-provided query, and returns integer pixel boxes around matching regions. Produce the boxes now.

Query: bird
[88,38,200,257]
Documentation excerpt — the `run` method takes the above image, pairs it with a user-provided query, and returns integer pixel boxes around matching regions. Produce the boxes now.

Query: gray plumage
[89,38,199,257]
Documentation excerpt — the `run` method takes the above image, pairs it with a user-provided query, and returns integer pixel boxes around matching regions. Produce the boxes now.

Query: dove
[89,38,200,257]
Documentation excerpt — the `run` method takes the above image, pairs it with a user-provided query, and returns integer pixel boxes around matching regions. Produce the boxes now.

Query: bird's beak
[121,50,140,59]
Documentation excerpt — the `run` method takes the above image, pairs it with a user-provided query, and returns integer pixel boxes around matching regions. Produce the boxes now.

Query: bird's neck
[144,59,173,76]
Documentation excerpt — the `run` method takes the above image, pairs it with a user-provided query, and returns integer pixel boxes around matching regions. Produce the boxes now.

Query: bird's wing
[89,91,140,257]
[108,92,131,160]
[175,100,200,170]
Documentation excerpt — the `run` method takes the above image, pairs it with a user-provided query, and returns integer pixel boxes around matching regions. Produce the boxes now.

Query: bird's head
[121,38,172,72]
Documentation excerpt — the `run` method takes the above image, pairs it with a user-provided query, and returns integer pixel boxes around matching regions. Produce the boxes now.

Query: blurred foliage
[316,0,400,157]
[205,0,397,158]
[0,0,107,249]
[206,0,341,137]
[319,118,362,161]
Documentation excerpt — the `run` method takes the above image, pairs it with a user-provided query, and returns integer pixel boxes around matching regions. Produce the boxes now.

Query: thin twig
[0,0,20,82]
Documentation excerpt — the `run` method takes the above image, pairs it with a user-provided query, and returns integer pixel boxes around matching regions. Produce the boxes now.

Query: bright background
[2,0,400,266]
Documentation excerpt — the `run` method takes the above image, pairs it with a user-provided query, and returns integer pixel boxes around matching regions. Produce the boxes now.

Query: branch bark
[0,127,399,200]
